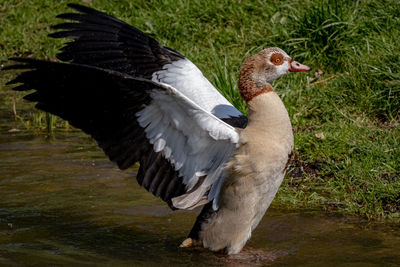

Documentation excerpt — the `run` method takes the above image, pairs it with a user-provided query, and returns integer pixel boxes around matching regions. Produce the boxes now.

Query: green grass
[0,0,399,221]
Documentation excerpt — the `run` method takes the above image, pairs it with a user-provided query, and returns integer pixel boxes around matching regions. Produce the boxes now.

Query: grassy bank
[1,0,399,221]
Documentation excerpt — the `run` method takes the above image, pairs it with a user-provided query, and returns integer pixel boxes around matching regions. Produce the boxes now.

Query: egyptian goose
[6,4,310,254]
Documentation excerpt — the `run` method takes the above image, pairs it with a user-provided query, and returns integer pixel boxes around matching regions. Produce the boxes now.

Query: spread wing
[51,3,248,128]
[6,59,240,210]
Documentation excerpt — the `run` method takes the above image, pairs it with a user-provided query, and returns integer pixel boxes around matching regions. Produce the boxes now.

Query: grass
[0,0,399,221]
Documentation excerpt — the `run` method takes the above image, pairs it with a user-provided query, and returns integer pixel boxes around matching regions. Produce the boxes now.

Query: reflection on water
[0,96,399,266]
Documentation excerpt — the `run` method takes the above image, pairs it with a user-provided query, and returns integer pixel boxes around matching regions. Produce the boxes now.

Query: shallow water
[0,95,399,266]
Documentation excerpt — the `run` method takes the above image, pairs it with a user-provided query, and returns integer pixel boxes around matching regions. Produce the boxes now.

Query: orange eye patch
[270,53,284,65]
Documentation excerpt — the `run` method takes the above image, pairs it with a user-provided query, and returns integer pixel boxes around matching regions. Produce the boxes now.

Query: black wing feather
[6,59,186,207]
[51,4,184,78]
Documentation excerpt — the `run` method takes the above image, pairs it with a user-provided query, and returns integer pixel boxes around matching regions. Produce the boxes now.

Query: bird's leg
[180,202,215,248]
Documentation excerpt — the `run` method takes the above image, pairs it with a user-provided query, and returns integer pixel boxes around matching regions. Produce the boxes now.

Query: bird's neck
[238,53,293,144]
[245,92,293,142]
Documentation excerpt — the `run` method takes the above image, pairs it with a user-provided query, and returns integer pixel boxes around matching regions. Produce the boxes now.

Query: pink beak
[289,59,311,72]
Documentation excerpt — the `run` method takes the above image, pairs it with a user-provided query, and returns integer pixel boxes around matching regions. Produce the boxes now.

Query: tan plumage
[200,92,294,254]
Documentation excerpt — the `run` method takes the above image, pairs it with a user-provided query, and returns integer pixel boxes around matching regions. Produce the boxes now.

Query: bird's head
[261,47,311,82]
[239,47,311,102]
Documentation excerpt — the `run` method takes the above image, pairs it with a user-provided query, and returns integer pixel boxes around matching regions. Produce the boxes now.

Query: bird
[5,4,311,255]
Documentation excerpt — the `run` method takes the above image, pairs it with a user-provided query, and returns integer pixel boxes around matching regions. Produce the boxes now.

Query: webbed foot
[179,237,194,248]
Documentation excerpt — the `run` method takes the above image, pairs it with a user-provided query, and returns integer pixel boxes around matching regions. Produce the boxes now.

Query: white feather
[152,58,243,119]
[136,82,240,209]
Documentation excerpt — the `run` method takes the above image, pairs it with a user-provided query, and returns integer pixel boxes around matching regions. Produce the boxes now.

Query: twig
[13,92,17,117]
[311,75,336,85]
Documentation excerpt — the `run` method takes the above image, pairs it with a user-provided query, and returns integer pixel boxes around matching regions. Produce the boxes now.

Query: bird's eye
[270,53,284,65]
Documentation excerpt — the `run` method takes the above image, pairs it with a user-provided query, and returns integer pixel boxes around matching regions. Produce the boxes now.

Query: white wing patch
[136,83,240,210]
[152,58,243,119]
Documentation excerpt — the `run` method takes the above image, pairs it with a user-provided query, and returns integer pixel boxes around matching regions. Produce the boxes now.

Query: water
[0,93,399,266]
